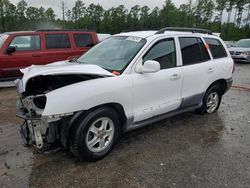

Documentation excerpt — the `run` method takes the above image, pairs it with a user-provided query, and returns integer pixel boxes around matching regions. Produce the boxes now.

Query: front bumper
[231,55,250,63]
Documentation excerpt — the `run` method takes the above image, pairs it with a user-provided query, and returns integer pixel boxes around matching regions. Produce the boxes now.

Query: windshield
[0,34,8,48]
[233,39,250,48]
[77,36,146,73]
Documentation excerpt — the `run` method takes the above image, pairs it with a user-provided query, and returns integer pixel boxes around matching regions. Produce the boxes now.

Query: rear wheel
[196,85,222,114]
[205,92,220,113]
[70,107,120,161]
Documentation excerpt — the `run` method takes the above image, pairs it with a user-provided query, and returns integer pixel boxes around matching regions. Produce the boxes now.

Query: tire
[196,85,222,115]
[70,107,120,161]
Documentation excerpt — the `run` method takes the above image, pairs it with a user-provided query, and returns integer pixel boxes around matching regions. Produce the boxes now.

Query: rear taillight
[232,63,236,73]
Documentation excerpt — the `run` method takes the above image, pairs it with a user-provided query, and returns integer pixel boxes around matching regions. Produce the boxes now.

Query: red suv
[0,30,99,80]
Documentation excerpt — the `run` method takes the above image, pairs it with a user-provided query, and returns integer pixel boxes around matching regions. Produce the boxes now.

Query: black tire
[195,85,222,115]
[70,107,120,161]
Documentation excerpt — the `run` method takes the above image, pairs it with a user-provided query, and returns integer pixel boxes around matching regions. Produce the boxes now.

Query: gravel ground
[0,63,250,188]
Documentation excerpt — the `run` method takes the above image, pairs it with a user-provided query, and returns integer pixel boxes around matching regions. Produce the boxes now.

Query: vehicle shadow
[28,111,226,187]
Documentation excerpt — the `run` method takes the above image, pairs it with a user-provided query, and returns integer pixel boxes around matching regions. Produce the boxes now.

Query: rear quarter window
[73,34,94,47]
[204,38,228,59]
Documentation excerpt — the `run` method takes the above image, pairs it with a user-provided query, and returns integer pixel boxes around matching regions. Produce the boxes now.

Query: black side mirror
[5,46,16,55]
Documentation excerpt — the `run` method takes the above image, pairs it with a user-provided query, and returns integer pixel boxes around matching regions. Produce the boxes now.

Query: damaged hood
[20,60,115,86]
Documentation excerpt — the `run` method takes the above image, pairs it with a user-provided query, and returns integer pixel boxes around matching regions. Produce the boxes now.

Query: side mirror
[5,46,16,55]
[140,60,160,74]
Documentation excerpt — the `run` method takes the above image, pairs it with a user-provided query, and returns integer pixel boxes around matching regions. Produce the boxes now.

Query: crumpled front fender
[42,75,133,118]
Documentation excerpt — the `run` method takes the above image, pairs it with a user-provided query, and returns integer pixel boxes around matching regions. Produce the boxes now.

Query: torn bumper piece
[20,121,30,146]
[17,99,64,149]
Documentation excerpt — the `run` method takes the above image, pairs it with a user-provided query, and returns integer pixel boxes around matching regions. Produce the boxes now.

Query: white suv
[16,28,234,161]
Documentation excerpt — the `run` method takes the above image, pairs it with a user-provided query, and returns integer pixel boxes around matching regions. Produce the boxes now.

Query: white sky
[9,0,247,23]
[9,0,188,18]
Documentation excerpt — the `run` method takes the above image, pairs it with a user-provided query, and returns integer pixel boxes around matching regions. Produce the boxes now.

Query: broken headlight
[22,95,47,114]
[33,96,47,109]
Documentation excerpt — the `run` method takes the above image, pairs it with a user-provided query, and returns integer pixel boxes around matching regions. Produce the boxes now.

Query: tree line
[0,0,250,40]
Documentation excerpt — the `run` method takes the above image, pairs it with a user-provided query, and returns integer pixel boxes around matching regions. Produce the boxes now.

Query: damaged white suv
[16,28,234,161]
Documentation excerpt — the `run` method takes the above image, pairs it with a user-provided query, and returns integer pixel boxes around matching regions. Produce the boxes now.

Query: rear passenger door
[179,37,214,108]
[43,33,74,64]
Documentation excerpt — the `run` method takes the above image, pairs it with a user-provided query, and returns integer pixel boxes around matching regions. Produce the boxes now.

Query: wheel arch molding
[59,102,128,148]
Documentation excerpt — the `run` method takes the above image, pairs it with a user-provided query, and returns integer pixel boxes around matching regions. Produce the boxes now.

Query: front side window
[9,35,40,51]
[77,36,146,72]
[74,34,94,47]
[143,38,176,69]
[204,38,228,59]
[179,37,209,66]
[46,34,71,49]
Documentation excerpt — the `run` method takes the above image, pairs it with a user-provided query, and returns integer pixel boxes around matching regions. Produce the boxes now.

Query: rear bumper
[225,78,233,93]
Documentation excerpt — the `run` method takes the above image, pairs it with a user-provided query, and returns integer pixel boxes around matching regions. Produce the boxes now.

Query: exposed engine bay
[23,74,101,96]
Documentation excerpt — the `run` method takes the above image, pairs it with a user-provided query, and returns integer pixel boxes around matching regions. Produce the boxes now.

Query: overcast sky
[9,0,188,18]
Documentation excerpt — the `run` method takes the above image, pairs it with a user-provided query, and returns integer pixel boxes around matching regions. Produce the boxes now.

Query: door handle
[207,68,214,73]
[64,52,72,55]
[170,74,181,80]
[32,54,41,57]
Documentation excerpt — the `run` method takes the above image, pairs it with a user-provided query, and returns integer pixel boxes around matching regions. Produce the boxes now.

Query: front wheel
[196,85,222,114]
[70,107,120,161]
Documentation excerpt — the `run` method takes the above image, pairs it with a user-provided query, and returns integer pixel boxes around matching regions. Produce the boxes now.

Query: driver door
[132,38,183,122]
[2,34,43,78]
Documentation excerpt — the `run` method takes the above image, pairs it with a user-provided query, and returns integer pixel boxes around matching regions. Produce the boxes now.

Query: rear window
[46,34,71,49]
[204,38,227,59]
[73,34,94,47]
[179,37,210,66]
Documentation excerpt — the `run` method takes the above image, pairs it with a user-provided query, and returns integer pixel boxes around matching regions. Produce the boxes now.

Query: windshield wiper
[68,58,80,63]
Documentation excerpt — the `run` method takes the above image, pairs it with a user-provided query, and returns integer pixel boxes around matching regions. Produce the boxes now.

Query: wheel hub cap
[86,117,114,153]
[206,92,219,113]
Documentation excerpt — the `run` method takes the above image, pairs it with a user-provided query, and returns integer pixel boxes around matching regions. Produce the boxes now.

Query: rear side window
[9,35,40,51]
[46,34,70,49]
[143,38,176,70]
[198,38,210,61]
[74,34,94,47]
[179,37,210,66]
[204,38,227,59]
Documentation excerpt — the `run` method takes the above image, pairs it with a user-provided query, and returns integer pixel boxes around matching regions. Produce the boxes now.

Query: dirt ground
[0,63,250,188]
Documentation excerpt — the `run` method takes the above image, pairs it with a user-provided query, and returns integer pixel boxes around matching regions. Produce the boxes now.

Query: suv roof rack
[35,29,93,32]
[155,27,213,35]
